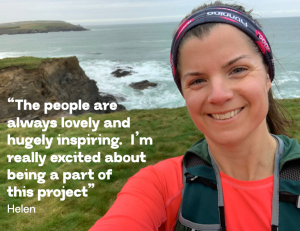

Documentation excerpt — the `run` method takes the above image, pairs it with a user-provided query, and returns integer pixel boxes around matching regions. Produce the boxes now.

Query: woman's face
[179,24,271,146]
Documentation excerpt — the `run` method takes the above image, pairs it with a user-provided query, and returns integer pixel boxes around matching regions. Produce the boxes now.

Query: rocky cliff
[0,56,125,122]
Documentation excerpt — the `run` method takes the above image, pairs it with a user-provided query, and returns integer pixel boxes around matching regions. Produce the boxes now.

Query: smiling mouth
[209,107,244,120]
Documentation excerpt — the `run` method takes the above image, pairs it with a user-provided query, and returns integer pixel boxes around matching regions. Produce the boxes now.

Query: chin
[202,119,268,148]
[206,133,246,147]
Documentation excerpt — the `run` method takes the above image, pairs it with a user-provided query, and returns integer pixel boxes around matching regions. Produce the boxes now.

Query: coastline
[0,20,299,110]
[0,56,126,123]
[0,21,89,35]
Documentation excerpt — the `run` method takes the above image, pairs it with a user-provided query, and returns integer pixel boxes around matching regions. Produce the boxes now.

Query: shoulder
[129,156,184,187]
[150,156,184,189]
[122,156,184,202]
[89,157,184,231]
[150,156,184,174]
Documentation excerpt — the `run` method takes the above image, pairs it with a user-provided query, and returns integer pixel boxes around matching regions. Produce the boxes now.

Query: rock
[0,56,126,123]
[3,114,40,123]
[22,114,40,121]
[129,80,158,90]
[2,117,16,123]
[99,92,118,103]
[115,96,126,102]
[111,68,134,78]
[113,104,126,112]
[100,92,126,103]
[98,92,126,113]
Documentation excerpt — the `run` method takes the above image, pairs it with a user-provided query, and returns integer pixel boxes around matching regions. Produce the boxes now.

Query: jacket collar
[185,135,300,171]
[277,135,300,170]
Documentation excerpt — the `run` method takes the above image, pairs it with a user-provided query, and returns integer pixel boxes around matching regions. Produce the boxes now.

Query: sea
[0,17,299,110]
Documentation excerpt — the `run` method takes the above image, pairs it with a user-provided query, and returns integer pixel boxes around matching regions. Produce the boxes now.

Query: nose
[207,77,234,105]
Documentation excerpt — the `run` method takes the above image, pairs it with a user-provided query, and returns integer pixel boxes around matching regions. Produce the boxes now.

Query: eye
[190,78,206,86]
[232,67,246,74]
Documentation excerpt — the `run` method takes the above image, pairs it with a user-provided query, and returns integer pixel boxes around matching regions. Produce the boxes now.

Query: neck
[206,122,277,181]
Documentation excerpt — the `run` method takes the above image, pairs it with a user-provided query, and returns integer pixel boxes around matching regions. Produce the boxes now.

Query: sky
[1,0,300,25]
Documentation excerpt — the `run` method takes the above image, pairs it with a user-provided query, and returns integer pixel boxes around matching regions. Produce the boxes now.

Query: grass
[0,56,68,70]
[0,107,200,231]
[0,100,299,230]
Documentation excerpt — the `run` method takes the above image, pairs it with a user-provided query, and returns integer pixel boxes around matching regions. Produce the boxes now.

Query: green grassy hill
[0,56,63,70]
[0,21,88,35]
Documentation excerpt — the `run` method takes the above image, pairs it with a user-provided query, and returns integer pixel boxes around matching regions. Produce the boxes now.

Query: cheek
[184,94,208,129]
[243,79,270,117]
[184,93,204,114]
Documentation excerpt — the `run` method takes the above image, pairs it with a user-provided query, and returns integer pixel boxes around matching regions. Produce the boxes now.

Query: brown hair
[174,1,292,136]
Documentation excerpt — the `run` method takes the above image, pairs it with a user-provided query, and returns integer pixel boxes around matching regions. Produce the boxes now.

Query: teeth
[211,108,242,120]
[231,111,234,117]
[224,112,231,119]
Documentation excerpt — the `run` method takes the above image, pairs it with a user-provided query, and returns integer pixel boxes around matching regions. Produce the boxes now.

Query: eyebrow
[182,54,250,79]
[221,54,250,69]
[183,71,205,79]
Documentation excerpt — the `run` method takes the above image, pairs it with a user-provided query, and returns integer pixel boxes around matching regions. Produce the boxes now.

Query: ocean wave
[274,71,300,85]
[80,59,185,110]
[48,47,62,53]
[273,88,300,99]
[272,70,300,99]
[287,71,300,75]
[0,51,28,59]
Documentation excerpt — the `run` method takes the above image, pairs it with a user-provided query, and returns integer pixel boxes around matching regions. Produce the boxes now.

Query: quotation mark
[88,183,95,188]
[8,97,14,103]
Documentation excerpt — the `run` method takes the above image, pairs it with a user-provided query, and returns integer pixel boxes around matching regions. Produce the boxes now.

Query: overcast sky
[1,0,300,25]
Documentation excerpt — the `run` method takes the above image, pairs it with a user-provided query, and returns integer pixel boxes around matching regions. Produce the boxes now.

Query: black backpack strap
[279,158,300,209]
[176,152,222,231]
[186,175,217,190]
[279,193,300,208]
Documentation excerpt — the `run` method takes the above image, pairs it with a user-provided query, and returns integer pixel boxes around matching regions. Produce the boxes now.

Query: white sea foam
[272,70,300,99]
[158,48,172,53]
[80,59,185,110]
[0,51,28,59]
[274,72,299,85]
[48,47,62,53]
[287,71,300,75]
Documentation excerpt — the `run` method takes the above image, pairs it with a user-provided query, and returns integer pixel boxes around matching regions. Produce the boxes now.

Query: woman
[90,2,300,230]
